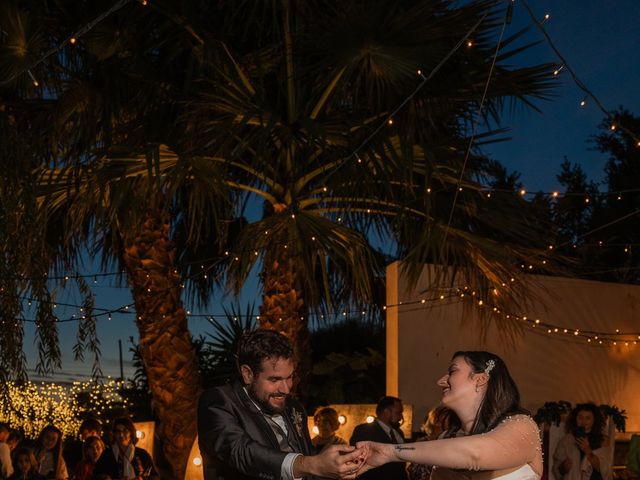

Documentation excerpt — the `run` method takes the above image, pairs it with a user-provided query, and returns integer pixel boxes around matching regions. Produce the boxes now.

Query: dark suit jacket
[350,422,408,480]
[198,382,315,480]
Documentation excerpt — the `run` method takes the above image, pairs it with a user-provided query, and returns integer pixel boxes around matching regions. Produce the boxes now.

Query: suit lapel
[233,382,281,449]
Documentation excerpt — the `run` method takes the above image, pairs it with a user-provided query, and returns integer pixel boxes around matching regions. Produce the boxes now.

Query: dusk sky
[25,0,640,381]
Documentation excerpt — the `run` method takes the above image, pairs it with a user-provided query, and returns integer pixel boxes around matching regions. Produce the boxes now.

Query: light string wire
[313,10,489,190]
[519,0,640,145]
[0,0,134,87]
[441,3,511,250]
[384,287,640,341]
[520,207,640,267]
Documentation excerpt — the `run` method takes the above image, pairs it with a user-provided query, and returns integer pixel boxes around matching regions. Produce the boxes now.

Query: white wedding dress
[430,464,540,480]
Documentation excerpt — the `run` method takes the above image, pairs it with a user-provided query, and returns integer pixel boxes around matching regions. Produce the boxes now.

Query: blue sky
[25,0,640,381]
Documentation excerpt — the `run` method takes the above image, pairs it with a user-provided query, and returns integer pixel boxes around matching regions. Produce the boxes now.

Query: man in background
[350,396,408,480]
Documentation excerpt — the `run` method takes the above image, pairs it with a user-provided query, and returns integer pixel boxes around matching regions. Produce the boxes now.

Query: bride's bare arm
[359,415,541,472]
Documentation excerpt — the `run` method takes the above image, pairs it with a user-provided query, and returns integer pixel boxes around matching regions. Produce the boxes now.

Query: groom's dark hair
[237,329,293,374]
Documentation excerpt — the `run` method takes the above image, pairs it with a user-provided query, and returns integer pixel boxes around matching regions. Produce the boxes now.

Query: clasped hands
[318,441,395,479]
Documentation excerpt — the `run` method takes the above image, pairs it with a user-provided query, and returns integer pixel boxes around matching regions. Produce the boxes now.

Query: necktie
[264,414,295,453]
[390,428,403,444]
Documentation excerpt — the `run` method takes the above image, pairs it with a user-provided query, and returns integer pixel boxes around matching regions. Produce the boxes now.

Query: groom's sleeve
[198,388,288,480]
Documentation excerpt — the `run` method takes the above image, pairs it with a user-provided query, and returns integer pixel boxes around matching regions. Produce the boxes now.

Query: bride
[354,351,542,480]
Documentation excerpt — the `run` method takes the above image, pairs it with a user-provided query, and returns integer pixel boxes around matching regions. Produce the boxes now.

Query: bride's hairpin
[484,359,496,375]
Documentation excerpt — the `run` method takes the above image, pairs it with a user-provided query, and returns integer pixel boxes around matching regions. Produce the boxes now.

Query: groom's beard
[247,383,287,415]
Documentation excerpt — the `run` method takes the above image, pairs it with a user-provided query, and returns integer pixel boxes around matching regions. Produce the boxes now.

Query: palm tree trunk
[259,253,310,400]
[122,205,201,480]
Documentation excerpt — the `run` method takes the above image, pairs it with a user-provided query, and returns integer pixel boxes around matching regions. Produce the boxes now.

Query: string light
[1,0,135,88]
[520,0,640,146]
[383,286,640,349]
[0,379,128,439]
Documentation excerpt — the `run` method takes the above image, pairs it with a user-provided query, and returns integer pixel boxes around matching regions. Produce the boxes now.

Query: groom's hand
[294,444,363,479]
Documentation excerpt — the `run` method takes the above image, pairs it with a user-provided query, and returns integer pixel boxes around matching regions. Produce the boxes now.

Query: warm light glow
[467,40,473,47]
[136,430,145,439]
[388,119,394,125]
[338,415,347,425]
[193,456,202,467]
[519,189,526,196]
[366,415,375,423]
[312,426,319,435]
[552,191,559,198]
[69,37,77,44]
[0,379,128,439]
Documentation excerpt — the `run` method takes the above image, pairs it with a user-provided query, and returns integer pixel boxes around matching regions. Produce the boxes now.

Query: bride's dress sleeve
[397,415,541,471]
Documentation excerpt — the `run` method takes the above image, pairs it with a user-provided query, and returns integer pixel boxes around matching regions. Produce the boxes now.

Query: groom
[198,329,360,480]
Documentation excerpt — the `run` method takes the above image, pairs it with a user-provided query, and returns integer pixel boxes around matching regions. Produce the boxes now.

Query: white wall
[386,262,640,433]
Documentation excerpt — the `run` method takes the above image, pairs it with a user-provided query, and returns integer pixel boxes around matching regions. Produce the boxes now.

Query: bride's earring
[475,384,479,393]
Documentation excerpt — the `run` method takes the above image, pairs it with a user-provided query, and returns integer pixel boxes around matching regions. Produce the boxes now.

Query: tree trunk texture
[259,254,310,401]
[121,206,201,480]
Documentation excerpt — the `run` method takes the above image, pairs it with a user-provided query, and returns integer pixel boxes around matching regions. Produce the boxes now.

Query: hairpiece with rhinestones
[484,359,496,375]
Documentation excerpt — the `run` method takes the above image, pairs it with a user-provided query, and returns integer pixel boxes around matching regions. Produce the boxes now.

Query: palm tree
[182,0,558,376]
[35,150,233,478]
[3,0,558,476]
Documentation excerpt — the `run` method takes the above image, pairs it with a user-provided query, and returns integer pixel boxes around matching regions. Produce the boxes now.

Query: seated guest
[63,418,102,474]
[312,407,348,453]
[34,426,68,480]
[9,446,45,480]
[93,418,158,480]
[1,422,13,479]
[7,430,24,453]
[73,436,105,480]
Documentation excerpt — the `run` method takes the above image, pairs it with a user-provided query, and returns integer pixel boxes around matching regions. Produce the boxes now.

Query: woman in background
[552,403,611,480]
[311,407,348,453]
[34,426,67,480]
[9,446,45,480]
[93,418,158,480]
[73,436,105,480]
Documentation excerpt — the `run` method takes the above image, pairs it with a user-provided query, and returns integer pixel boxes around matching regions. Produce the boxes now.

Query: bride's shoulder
[497,414,539,432]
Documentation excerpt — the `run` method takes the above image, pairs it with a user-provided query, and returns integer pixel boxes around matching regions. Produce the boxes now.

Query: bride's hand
[355,441,396,474]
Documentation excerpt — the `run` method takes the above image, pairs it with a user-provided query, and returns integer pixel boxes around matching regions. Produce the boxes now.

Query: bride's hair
[446,351,529,436]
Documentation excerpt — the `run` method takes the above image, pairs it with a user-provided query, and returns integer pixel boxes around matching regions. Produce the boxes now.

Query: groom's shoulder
[199,382,240,408]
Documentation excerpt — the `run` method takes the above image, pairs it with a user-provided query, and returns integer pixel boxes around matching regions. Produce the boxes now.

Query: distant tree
[308,319,385,409]
[552,157,601,249]
[585,109,640,283]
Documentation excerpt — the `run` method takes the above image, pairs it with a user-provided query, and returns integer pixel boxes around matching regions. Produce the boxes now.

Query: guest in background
[63,419,101,475]
[407,406,449,480]
[552,403,611,480]
[8,447,44,480]
[311,407,348,453]
[35,426,67,480]
[350,396,408,480]
[0,423,14,479]
[7,430,23,453]
[93,418,158,480]
[72,436,104,480]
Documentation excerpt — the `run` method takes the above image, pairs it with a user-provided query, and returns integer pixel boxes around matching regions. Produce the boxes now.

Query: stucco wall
[386,261,640,433]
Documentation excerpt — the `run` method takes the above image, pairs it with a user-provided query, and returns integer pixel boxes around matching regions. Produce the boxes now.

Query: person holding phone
[552,403,611,480]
